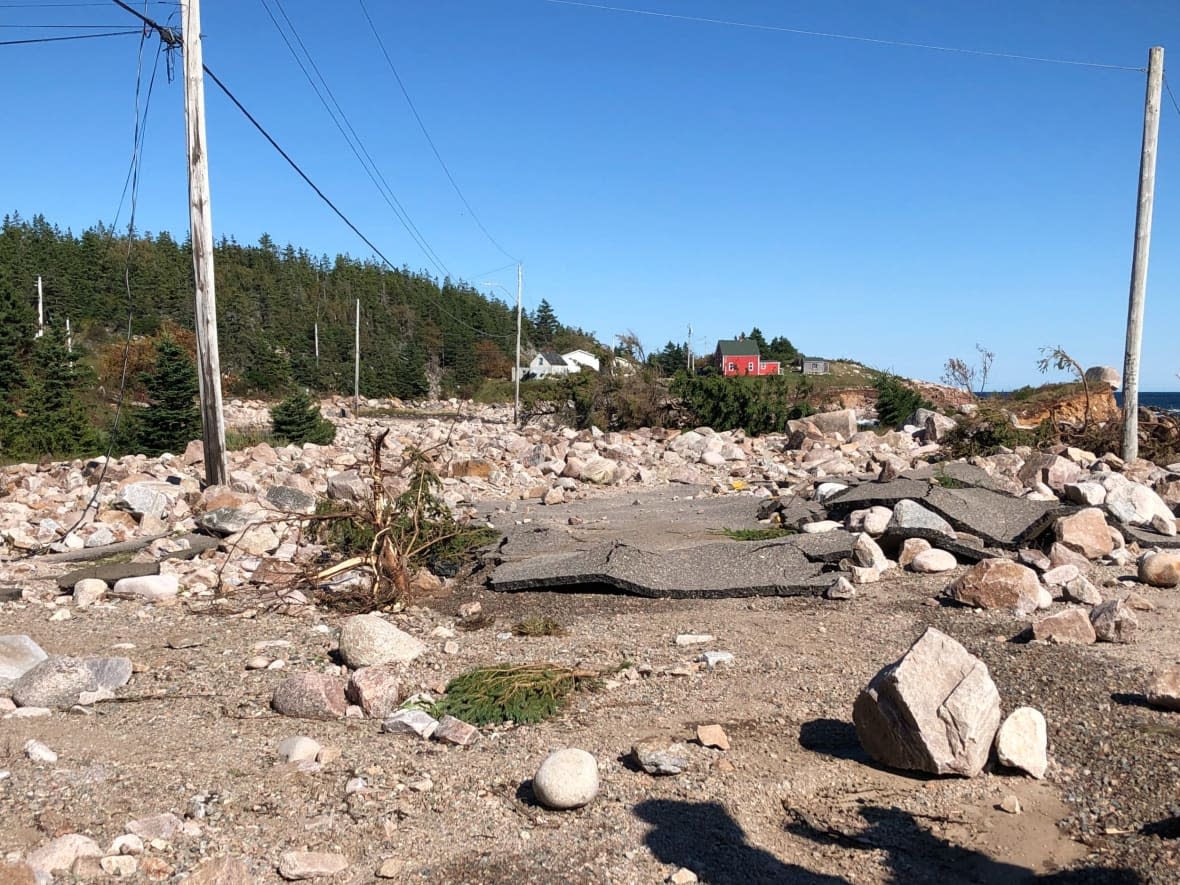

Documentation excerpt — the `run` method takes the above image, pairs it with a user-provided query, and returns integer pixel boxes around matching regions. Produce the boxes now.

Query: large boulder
[12,655,131,709]
[1053,508,1114,560]
[944,559,1041,614]
[852,627,1001,777]
[807,409,857,439]
[1101,474,1176,535]
[1084,366,1120,389]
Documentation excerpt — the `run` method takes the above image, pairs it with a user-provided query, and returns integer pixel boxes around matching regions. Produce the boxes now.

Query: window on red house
[747,361,754,372]
[727,362,735,371]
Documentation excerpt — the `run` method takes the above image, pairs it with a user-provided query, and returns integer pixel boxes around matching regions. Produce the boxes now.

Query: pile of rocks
[267,613,481,746]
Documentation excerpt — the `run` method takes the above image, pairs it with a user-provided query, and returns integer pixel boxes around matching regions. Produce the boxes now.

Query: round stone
[909,549,957,574]
[532,748,599,810]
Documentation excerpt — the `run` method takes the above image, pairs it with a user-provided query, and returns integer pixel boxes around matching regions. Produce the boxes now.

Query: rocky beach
[2,397,1179,884]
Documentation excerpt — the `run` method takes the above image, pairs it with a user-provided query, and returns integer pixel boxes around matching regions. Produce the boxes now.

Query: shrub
[940,404,1052,458]
[873,374,930,428]
[271,390,336,445]
[671,374,812,435]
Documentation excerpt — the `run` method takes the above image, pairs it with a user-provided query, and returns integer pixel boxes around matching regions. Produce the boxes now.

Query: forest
[0,212,594,402]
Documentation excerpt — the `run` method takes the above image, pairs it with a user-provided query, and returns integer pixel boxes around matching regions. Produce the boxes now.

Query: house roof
[538,351,567,366]
[716,339,761,357]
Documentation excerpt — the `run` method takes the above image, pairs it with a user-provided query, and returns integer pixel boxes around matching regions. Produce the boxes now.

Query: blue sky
[2,0,1179,389]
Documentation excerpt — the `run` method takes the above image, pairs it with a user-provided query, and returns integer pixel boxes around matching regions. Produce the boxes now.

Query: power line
[0,2,176,6]
[539,0,1145,72]
[0,29,138,45]
[258,0,451,279]
[200,64,404,274]
[357,0,518,263]
[0,23,142,28]
[1165,74,1180,121]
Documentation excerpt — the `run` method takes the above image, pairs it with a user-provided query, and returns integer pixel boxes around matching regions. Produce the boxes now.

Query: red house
[715,338,781,377]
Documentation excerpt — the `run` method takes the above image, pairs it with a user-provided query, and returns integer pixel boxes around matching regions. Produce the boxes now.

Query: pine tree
[532,299,559,349]
[271,390,336,445]
[2,327,100,461]
[130,337,202,456]
[0,281,35,398]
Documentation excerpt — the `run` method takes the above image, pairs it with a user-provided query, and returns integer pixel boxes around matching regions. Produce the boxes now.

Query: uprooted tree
[309,429,496,611]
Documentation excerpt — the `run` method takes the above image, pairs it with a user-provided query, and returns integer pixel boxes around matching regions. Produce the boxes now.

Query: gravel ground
[1,515,1178,883]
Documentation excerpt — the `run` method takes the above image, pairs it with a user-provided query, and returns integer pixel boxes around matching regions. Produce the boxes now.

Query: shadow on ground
[636,799,1144,885]
[635,799,846,885]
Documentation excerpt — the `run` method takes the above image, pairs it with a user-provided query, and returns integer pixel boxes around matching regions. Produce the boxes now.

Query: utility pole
[686,324,692,373]
[353,297,360,415]
[66,318,72,353]
[1122,46,1163,463]
[181,0,227,485]
[314,322,319,365]
[35,276,43,338]
[514,263,523,427]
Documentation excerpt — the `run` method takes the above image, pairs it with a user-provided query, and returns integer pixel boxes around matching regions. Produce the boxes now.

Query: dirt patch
[2,522,1178,882]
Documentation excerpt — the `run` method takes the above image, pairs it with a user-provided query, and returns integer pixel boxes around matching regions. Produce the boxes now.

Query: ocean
[1115,392,1180,414]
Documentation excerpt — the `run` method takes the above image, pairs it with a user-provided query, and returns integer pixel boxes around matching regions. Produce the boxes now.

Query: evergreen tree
[0,281,35,398]
[532,299,559,349]
[767,335,801,367]
[271,390,336,445]
[2,327,100,461]
[130,337,202,456]
[649,340,687,376]
[874,374,931,428]
[747,327,769,356]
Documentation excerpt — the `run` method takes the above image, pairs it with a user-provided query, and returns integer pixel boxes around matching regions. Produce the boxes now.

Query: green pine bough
[431,663,592,726]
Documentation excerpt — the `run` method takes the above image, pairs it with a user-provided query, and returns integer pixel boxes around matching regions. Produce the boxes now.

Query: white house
[525,352,574,378]
[562,349,600,373]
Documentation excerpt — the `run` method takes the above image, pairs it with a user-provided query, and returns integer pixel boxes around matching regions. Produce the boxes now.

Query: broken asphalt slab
[487,488,837,597]
[824,480,1069,548]
[490,538,831,598]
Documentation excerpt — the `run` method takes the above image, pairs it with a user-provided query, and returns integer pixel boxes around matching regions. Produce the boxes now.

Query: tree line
[0,212,594,460]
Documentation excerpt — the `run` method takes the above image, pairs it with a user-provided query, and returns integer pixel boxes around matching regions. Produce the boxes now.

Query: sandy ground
[2,493,1179,884]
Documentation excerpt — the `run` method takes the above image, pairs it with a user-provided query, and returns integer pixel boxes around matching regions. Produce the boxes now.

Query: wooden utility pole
[514,263,522,427]
[181,0,227,485]
[314,322,319,365]
[1122,46,1164,463]
[353,298,360,415]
